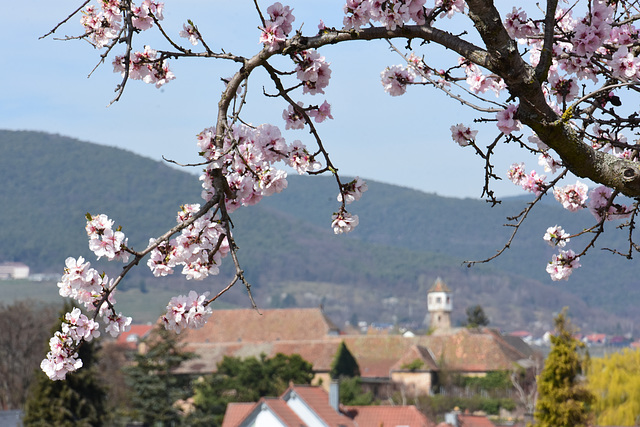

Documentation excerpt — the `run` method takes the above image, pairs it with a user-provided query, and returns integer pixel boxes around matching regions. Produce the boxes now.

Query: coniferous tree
[123,325,196,426]
[23,304,107,427]
[535,309,594,427]
[463,305,490,328]
[330,341,360,379]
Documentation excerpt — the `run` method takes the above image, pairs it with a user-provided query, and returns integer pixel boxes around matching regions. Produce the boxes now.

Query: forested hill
[1,130,638,334]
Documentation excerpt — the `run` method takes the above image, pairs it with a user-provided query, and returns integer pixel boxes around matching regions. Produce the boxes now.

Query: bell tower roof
[428,277,451,293]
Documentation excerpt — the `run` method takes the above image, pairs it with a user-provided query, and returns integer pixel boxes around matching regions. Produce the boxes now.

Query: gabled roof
[423,328,532,372]
[343,405,434,427]
[283,385,355,426]
[180,308,340,344]
[428,278,451,293]
[221,403,254,427]
[391,345,439,372]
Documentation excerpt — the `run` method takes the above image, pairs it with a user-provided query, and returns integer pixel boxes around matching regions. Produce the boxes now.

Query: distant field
[0,280,236,324]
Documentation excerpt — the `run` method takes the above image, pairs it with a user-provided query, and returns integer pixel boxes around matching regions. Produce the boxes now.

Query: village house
[177,279,539,398]
[0,262,29,279]
[220,383,433,427]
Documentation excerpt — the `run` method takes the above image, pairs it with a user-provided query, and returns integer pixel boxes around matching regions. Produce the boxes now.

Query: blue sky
[0,1,539,199]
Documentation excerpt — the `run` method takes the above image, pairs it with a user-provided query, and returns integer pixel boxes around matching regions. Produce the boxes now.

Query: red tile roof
[429,278,452,293]
[181,308,339,344]
[176,309,536,377]
[116,324,153,349]
[284,385,355,426]
[263,399,308,426]
[458,414,496,427]
[343,405,434,426]
[221,403,254,427]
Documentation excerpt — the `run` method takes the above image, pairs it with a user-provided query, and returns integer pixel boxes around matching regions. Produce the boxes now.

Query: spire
[428,277,452,293]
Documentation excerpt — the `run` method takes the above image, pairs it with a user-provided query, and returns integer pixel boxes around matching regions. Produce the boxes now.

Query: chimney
[329,380,340,412]
[444,407,460,427]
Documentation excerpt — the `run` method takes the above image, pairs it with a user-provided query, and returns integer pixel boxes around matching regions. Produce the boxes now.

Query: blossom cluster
[459,58,505,97]
[259,2,295,51]
[546,249,581,281]
[295,50,332,95]
[344,0,428,30]
[41,308,103,381]
[147,204,230,280]
[381,65,415,96]
[507,163,547,196]
[113,46,175,88]
[162,290,213,333]
[553,181,588,212]
[543,225,570,248]
[86,214,130,262]
[82,1,172,87]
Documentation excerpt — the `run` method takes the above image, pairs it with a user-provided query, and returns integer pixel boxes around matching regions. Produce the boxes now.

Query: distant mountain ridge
[1,130,637,334]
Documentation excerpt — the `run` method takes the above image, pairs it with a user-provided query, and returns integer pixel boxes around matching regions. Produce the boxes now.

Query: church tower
[427,278,452,332]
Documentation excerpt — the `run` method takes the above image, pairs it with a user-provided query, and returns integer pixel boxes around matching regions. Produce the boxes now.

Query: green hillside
[0,130,636,334]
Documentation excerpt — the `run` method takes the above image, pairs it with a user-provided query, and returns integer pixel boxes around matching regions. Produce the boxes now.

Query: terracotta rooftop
[180,307,339,344]
[429,277,452,293]
[220,402,254,427]
[459,414,497,427]
[284,385,355,426]
[391,344,440,372]
[343,405,434,426]
[116,324,153,350]
[175,309,537,377]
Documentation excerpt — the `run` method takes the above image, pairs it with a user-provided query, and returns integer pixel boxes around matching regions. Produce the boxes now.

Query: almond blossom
[587,186,633,221]
[381,65,414,96]
[546,249,581,281]
[543,225,570,248]
[496,104,522,135]
[338,177,368,204]
[553,181,589,212]
[162,290,213,333]
[450,123,478,147]
[331,211,359,234]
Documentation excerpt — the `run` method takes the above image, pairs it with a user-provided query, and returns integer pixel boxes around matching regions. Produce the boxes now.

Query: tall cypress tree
[330,341,360,379]
[23,304,107,427]
[535,308,594,427]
